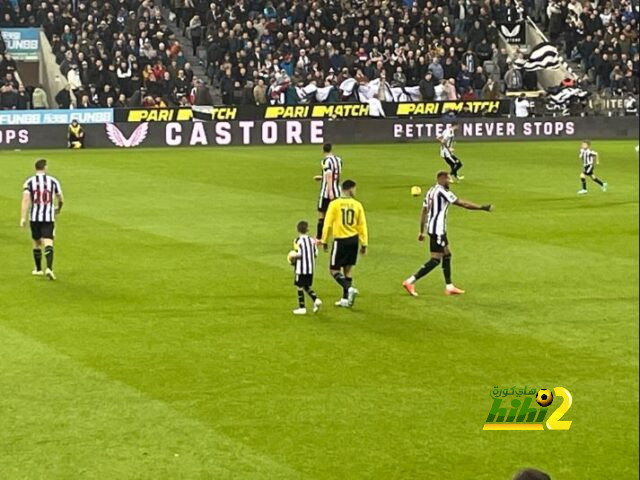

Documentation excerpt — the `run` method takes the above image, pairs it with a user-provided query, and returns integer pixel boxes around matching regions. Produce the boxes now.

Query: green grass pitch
[0,140,637,479]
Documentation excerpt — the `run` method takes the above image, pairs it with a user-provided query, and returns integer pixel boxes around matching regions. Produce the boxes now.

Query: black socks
[33,249,42,271]
[303,287,317,301]
[442,254,452,284]
[414,258,441,281]
[332,272,350,299]
[44,245,53,270]
[316,218,325,239]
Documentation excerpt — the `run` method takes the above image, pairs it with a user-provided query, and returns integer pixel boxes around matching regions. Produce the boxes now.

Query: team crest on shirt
[105,123,149,148]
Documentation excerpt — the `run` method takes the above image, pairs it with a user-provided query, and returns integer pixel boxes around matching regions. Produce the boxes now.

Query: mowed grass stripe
[0,325,304,480]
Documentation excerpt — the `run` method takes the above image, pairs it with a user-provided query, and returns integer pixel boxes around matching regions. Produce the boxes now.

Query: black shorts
[317,197,332,213]
[294,274,313,287]
[429,233,448,253]
[330,235,359,269]
[582,165,594,176]
[30,221,55,240]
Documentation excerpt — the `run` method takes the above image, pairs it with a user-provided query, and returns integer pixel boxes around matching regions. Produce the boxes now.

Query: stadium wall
[0,117,636,150]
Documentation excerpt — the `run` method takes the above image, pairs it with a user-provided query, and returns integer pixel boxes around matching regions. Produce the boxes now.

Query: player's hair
[297,220,309,234]
[35,158,47,170]
[582,139,591,146]
[323,143,332,153]
[436,170,449,179]
[450,121,459,127]
[342,179,356,190]
[513,468,551,480]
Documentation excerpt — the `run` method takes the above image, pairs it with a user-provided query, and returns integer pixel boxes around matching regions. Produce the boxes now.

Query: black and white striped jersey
[579,148,597,168]
[23,173,63,223]
[319,154,342,200]
[293,234,317,275]
[424,184,458,235]
[440,126,455,157]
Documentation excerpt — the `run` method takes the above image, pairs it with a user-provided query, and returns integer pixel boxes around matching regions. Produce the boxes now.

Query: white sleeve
[443,190,458,203]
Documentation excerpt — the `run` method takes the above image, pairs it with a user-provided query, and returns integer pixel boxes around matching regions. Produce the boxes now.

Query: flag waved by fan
[514,42,562,71]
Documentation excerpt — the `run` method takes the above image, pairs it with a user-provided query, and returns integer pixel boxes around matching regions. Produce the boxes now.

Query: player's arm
[324,169,335,199]
[54,182,64,214]
[291,239,302,259]
[20,191,30,227]
[418,205,428,241]
[356,203,368,254]
[314,159,329,182]
[594,151,599,165]
[454,199,492,211]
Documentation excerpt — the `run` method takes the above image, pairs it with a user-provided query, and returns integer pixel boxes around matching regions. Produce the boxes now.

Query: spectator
[513,468,551,480]
[505,64,523,91]
[0,83,18,109]
[253,78,267,105]
[456,65,472,95]
[482,77,501,100]
[472,66,487,98]
[514,93,530,117]
[188,15,202,57]
[192,78,213,105]
[461,85,478,100]
[419,72,436,101]
[32,85,49,109]
[17,85,30,109]
[444,78,458,100]
[67,65,82,91]
[220,69,234,105]
[55,84,73,109]
[392,66,406,87]
[428,57,444,82]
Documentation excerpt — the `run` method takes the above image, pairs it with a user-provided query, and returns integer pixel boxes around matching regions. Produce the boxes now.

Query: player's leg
[451,154,464,180]
[32,238,44,275]
[303,283,322,313]
[589,174,607,191]
[330,244,350,307]
[443,154,457,179]
[578,172,588,194]
[403,235,445,296]
[293,285,307,315]
[42,223,56,280]
[342,264,359,306]
[442,245,465,295]
[316,211,325,240]
[316,198,328,239]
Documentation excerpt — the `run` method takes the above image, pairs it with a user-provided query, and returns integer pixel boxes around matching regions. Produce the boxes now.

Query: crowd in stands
[173,0,535,105]
[0,0,638,110]
[0,0,212,110]
[530,0,638,95]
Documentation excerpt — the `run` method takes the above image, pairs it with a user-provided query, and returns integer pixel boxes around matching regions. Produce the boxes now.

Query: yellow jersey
[69,124,83,138]
[321,196,368,246]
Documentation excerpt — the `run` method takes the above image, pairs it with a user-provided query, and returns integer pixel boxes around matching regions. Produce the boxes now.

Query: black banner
[499,22,526,45]
[0,117,636,150]
[188,100,511,122]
